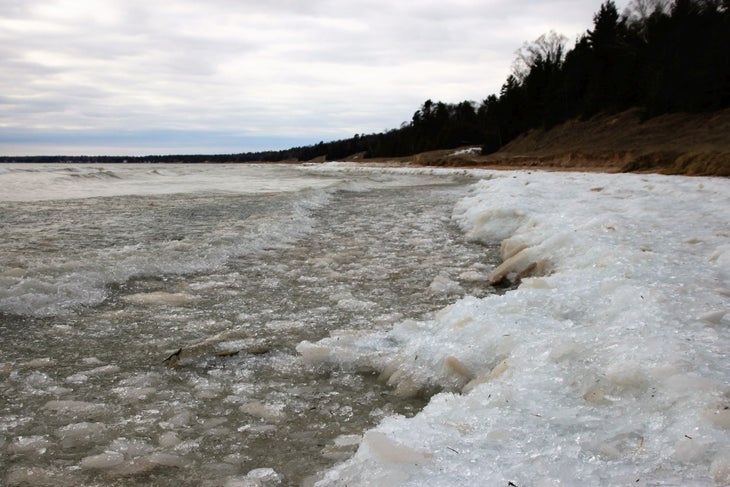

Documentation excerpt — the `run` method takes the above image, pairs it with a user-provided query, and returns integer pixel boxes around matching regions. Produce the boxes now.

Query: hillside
[379,108,730,176]
[316,0,729,174]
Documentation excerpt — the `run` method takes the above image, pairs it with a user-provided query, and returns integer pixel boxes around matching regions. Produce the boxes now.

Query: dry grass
[358,108,730,176]
[621,151,730,176]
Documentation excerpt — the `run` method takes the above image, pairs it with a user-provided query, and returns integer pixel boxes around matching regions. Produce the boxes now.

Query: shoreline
[306,169,730,486]
[339,108,730,177]
[3,109,729,177]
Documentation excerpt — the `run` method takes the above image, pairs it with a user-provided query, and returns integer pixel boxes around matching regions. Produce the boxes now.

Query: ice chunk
[123,291,198,306]
[194,380,224,399]
[334,434,362,447]
[43,400,108,418]
[240,402,287,422]
[336,297,377,311]
[487,247,546,285]
[457,269,488,282]
[167,410,197,428]
[145,452,187,468]
[265,319,299,331]
[158,431,181,447]
[21,357,56,368]
[81,357,104,365]
[519,277,551,289]
[173,439,201,453]
[112,386,156,401]
[65,373,88,384]
[24,370,55,388]
[108,437,154,457]
[362,431,432,465]
[86,364,121,375]
[428,276,463,296]
[296,341,331,365]
[224,477,261,487]
[9,435,52,454]
[55,422,107,448]
[80,451,125,469]
[457,206,525,242]
[4,466,79,487]
[246,467,283,485]
[699,310,727,325]
[100,453,186,477]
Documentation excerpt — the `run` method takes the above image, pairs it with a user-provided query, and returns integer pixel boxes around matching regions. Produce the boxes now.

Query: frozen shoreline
[301,167,730,486]
[1,165,495,486]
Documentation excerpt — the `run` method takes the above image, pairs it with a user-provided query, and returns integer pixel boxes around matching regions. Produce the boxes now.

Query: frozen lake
[2,163,729,486]
[0,163,498,486]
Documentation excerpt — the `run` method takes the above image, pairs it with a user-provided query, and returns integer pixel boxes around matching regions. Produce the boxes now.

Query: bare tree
[623,0,670,23]
[511,31,568,82]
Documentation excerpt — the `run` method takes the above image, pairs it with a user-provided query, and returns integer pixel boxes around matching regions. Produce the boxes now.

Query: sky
[0,0,626,156]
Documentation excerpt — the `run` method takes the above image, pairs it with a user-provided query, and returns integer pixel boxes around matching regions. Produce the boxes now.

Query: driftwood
[162,348,183,365]
[162,344,271,366]
[213,350,240,357]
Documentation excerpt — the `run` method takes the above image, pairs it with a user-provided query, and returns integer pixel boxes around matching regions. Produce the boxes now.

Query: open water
[0,163,498,486]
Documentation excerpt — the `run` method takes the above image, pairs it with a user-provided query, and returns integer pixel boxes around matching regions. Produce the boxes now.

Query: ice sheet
[303,170,730,486]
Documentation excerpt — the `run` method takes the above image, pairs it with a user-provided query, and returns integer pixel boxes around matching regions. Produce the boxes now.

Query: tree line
[4,0,727,164]
[281,0,729,161]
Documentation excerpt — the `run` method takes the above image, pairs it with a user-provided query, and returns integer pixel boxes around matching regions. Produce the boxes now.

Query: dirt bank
[354,108,730,176]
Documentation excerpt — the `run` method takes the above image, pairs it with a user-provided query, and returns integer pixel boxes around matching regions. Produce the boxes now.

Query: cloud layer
[0,0,620,155]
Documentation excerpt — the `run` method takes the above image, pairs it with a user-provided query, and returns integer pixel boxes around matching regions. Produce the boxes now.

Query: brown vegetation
[367,109,730,176]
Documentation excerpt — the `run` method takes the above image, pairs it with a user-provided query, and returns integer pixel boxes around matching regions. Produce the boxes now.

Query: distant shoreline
[355,108,730,177]
[3,109,728,177]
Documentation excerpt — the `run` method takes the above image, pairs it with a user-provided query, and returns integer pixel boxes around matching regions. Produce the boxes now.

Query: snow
[450,147,482,157]
[299,170,730,486]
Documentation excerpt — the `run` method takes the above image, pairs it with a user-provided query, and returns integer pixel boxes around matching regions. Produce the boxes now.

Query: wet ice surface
[0,176,498,486]
[306,171,730,487]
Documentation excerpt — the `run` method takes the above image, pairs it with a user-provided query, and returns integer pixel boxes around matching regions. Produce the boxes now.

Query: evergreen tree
[157,0,726,163]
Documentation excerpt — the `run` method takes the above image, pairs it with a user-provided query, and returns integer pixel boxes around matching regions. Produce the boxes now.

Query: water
[0,164,499,486]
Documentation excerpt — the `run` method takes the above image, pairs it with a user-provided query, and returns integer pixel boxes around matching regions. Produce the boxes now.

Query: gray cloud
[0,0,625,155]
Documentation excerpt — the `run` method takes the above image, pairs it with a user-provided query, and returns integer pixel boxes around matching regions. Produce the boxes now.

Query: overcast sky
[0,0,625,156]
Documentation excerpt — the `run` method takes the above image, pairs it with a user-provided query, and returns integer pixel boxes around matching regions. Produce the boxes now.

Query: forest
[272,0,730,162]
[3,0,727,164]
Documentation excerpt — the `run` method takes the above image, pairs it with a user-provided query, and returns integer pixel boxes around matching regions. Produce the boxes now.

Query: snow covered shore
[299,169,730,486]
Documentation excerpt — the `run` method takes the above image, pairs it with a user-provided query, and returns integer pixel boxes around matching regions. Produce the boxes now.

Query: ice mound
[305,171,730,486]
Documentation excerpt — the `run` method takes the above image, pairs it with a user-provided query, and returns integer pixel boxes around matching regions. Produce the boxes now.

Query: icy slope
[299,170,730,486]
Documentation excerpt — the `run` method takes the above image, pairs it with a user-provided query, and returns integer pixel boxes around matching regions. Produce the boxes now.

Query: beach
[302,165,730,486]
[1,163,729,486]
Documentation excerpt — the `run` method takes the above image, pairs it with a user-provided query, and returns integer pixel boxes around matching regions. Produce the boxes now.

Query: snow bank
[299,170,730,486]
